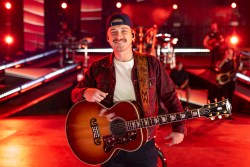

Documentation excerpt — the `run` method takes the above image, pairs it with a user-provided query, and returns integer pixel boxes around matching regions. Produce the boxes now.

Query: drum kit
[49,36,94,67]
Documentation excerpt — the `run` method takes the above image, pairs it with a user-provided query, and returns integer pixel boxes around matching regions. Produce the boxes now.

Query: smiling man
[71,13,185,167]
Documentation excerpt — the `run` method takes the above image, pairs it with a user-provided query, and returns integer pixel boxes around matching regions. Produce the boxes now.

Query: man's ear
[131,29,135,38]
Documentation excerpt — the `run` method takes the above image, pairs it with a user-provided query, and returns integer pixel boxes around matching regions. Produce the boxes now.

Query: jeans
[101,139,158,167]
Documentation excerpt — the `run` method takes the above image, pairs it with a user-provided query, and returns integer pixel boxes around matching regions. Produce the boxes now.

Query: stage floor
[0,53,249,167]
[0,114,250,167]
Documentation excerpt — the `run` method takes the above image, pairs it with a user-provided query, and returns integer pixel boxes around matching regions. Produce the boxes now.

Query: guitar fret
[180,113,187,120]
[129,121,133,130]
[139,119,145,128]
[151,117,155,126]
[154,118,157,125]
[140,119,145,128]
[192,110,199,118]
[149,118,153,126]
[186,112,193,119]
[175,113,182,121]
[132,121,136,129]
[128,121,134,131]
[160,115,167,124]
[158,116,163,124]
[166,115,171,122]
[197,109,200,117]
[136,120,141,128]
[170,114,177,122]
[144,118,149,126]
[126,121,130,131]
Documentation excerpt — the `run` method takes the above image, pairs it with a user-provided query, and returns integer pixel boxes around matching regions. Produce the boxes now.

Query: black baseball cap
[106,13,133,32]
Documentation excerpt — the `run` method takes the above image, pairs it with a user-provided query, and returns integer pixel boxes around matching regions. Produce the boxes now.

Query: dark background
[0,0,249,58]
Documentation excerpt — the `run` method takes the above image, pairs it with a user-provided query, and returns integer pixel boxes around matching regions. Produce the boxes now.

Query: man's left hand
[165,132,184,146]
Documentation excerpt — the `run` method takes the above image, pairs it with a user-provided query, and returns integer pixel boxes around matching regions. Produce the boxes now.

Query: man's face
[107,19,133,52]
[226,49,233,60]
[177,63,183,71]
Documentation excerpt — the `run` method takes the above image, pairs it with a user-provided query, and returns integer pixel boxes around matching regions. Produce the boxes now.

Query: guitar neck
[126,109,200,131]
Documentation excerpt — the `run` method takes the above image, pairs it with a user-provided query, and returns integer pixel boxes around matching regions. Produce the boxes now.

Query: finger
[99,109,107,116]
[164,134,172,140]
[92,96,102,103]
[166,140,175,146]
[168,142,175,146]
[106,113,115,121]
[95,94,105,102]
[98,90,108,98]
[86,96,98,102]
[168,139,180,146]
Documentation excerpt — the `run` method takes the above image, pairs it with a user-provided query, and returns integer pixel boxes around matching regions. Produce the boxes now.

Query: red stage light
[5,2,12,9]
[61,2,67,9]
[231,2,237,8]
[116,2,122,9]
[173,4,178,10]
[5,35,13,44]
[230,35,239,45]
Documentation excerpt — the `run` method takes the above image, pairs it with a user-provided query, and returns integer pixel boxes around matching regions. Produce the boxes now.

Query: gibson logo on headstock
[90,118,101,145]
[217,107,222,111]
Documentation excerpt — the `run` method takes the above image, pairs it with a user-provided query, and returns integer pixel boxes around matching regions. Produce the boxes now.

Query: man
[216,47,237,104]
[71,13,185,167]
[145,24,158,56]
[170,62,190,105]
[203,22,226,69]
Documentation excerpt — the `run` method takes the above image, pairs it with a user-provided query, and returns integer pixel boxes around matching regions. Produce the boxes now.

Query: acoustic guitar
[66,99,232,165]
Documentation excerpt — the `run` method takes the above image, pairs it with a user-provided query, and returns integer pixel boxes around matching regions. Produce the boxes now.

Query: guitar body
[66,101,148,165]
[216,72,231,85]
[207,38,220,50]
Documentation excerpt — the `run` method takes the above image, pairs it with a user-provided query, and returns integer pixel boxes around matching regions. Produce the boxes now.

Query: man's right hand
[84,88,108,102]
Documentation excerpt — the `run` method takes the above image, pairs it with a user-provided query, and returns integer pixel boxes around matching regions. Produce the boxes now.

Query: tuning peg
[210,116,215,121]
[218,115,222,119]
[207,100,210,108]
[214,98,218,106]
[216,112,220,115]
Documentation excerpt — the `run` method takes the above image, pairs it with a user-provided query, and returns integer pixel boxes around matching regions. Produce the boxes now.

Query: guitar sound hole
[110,118,126,137]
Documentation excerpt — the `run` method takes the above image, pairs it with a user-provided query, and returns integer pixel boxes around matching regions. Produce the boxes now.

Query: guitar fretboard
[126,109,200,131]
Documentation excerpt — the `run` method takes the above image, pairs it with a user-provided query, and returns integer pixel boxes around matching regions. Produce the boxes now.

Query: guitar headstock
[199,98,232,120]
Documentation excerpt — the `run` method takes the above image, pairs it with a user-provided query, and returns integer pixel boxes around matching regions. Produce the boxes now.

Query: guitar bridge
[103,130,137,153]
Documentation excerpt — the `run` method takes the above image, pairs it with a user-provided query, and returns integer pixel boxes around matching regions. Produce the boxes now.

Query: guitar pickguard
[103,130,137,153]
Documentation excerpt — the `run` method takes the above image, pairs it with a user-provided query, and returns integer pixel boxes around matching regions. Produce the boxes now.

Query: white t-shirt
[113,58,136,102]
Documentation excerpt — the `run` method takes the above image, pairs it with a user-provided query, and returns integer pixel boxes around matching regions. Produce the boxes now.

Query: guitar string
[89,115,185,130]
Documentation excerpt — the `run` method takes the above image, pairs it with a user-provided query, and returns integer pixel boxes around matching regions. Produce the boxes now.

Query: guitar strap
[136,54,151,117]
